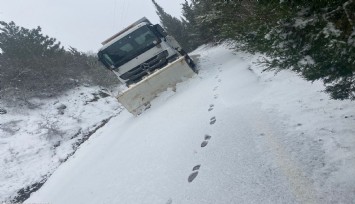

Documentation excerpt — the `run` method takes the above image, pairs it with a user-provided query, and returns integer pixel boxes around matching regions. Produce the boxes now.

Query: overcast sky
[0,0,186,52]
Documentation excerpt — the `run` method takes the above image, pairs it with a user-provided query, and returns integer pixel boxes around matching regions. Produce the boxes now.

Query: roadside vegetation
[0,21,119,107]
[152,0,355,100]
[0,21,121,203]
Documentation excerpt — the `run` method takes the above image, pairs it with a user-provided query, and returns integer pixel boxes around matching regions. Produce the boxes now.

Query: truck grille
[120,51,169,85]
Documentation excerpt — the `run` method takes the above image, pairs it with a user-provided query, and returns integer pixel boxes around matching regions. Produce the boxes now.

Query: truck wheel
[185,55,198,73]
[178,49,187,56]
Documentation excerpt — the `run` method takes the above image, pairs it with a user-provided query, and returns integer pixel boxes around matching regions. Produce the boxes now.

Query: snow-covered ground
[0,87,122,202]
[5,45,355,203]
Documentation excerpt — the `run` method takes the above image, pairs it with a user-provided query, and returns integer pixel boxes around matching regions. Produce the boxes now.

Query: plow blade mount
[117,57,196,116]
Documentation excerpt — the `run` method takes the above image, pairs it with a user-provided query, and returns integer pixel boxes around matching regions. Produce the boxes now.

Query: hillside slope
[26,46,355,204]
[0,87,121,202]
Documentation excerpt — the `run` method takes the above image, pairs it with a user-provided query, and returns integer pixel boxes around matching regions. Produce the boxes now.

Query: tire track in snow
[250,110,319,203]
[199,51,317,202]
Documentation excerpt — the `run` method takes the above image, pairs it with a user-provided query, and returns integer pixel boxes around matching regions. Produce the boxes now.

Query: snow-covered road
[26,46,355,204]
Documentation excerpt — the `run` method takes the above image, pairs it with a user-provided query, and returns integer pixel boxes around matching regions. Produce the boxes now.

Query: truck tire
[185,55,198,74]
[178,49,187,56]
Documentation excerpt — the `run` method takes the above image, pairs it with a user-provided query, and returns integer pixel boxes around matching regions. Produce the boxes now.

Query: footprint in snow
[214,94,219,99]
[213,86,218,91]
[166,198,173,204]
[218,79,222,83]
[208,104,214,112]
[201,134,212,147]
[192,164,201,171]
[188,165,201,183]
[210,117,216,125]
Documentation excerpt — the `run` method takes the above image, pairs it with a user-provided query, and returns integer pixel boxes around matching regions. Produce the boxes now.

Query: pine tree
[177,0,355,99]
[0,21,118,103]
[151,0,192,51]
[181,0,201,48]
[183,0,222,43]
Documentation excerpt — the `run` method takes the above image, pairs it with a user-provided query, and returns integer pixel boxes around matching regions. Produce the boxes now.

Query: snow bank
[11,45,355,203]
[0,86,121,202]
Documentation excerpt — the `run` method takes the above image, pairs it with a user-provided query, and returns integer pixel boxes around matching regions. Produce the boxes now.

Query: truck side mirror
[98,51,113,71]
[154,24,168,37]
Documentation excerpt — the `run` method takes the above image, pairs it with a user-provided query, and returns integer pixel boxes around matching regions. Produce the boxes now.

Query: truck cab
[98,18,192,86]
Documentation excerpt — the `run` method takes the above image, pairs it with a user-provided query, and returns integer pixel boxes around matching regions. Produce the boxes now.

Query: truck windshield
[101,26,159,68]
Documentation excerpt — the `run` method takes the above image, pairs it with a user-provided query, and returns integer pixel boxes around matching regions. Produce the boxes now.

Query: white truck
[98,17,197,115]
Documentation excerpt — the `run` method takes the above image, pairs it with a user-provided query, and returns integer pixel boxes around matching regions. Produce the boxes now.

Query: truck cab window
[101,26,160,68]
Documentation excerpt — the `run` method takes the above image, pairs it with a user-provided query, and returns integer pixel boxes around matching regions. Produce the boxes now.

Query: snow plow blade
[117,57,196,116]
